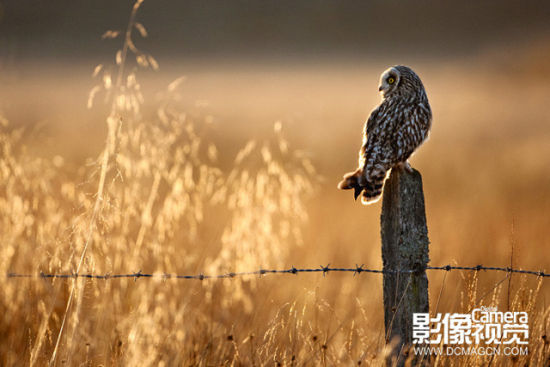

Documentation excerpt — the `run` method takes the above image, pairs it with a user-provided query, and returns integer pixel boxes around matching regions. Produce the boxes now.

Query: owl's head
[378,65,425,99]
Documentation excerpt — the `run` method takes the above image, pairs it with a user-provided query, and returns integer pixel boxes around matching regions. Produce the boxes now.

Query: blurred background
[1,1,549,365]
[2,1,550,60]
[1,0,549,263]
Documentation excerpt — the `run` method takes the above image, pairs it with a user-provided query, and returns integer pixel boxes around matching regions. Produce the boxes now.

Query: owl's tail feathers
[337,169,364,200]
[360,185,383,205]
[359,172,386,205]
[338,169,386,204]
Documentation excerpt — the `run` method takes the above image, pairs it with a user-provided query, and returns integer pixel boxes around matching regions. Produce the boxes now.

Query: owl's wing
[359,105,383,167]
[365,105,383,139]
[359,103,396,172]
[391,103,432,164]
[337,105,384,198]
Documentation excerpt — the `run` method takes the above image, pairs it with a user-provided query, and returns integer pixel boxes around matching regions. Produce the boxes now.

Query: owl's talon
[396,161,413,173]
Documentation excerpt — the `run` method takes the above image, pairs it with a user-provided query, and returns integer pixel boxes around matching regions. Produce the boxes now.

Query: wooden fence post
[380,167,430,366]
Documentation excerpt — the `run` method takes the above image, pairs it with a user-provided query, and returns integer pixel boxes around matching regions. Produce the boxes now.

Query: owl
[338,65,432,205]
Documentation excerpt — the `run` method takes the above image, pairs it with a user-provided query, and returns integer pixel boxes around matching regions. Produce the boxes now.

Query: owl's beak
[378,85,383,92]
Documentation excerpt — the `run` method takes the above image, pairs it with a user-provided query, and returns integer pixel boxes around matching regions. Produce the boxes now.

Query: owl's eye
[388,77,395,84]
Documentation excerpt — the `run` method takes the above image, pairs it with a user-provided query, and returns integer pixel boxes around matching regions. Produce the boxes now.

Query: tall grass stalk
[49,1,146,365]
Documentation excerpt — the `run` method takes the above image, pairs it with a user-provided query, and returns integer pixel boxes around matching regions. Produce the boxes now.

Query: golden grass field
[1,4,550,366]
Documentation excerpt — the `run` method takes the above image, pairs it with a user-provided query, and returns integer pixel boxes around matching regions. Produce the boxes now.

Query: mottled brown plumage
[338,65,432,204]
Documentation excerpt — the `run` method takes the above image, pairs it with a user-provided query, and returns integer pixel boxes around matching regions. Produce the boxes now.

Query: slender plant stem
[48,2,144,365]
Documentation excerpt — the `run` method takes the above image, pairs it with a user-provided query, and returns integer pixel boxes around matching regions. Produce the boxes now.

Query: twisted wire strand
[6,265,549,281]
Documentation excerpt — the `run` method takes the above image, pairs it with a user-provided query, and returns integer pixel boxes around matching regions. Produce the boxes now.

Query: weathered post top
[380,167,430,366]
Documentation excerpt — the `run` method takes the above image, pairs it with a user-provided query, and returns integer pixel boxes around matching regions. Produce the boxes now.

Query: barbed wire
[5,264,549,281]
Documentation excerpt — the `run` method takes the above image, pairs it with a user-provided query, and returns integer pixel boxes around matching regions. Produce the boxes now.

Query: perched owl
[338,65,432,205]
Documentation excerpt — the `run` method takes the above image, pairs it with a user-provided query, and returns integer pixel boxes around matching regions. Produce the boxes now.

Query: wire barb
[354,264,365,276]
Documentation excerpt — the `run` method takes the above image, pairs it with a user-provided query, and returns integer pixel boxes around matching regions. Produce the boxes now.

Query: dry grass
[1,2,550,366]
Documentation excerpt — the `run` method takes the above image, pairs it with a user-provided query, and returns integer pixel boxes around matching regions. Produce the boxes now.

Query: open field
[1,21,550,366]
